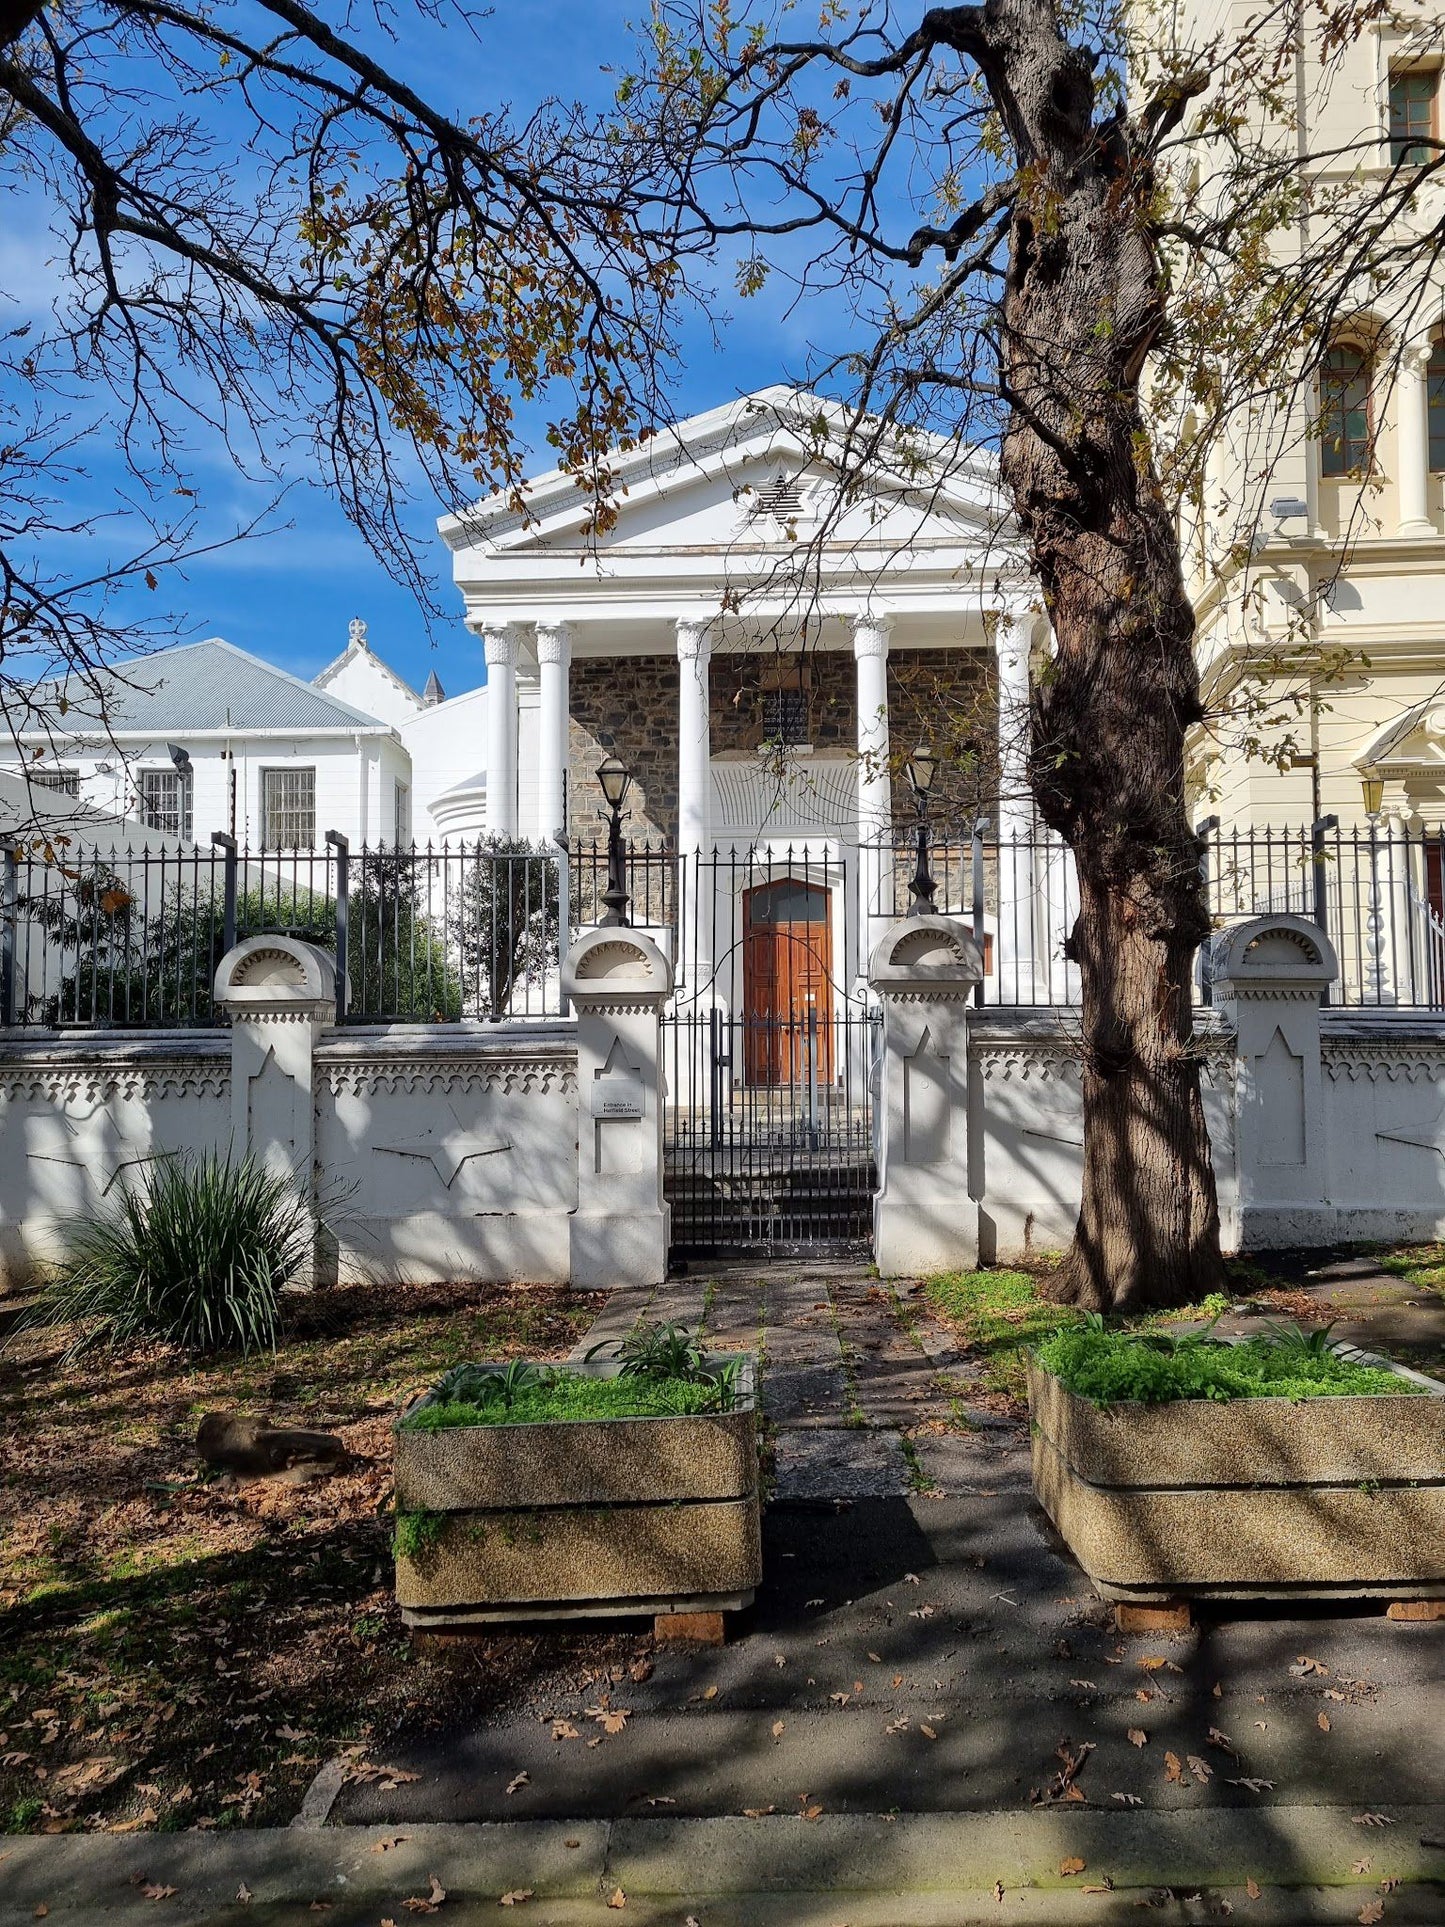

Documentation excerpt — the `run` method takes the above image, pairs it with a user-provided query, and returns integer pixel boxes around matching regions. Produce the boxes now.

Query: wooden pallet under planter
[394,1357,761,1630]
[1028,1351,1445,1608]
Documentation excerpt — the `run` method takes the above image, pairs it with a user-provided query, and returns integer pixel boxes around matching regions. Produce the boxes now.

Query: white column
[1396,344,1433,537]
[535,621,572,845]
[853,614,892,971]
[483,624,520,837]
[677,617,713,992]
[995,606,1038,999]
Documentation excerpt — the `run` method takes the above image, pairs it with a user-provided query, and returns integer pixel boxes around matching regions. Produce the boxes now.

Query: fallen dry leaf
[551,1721,580,1742]
[1059,1856,1086,1877]
[1082,1879,1115,1895]
[1353,1814,1395,1828]
[34,1908,49,1921]
[628,1659,653,1683]
[1112,1793,1144,1806]
[505,1772,529,1795]
[109,1807,160,1833]
[1293,1655,1329,1677]
[920,1724,938,1741]
[1163,1751,1184,1785]
[497,1891,533,1908]
[237,1884,253,1904]
[1318,1712,1332,1733]
[140,1885,177,1902]
[1245,1878,1262,1901]
[404,1874,447,1914]
[371,1836,410,1854]
[1187,1755,1213,1784]
[1351,1861,1372,1877]
[800,1804,824,1822]
[1127,1728,1148,1748]
[607,1889,626,1909]
[1227,1778,1274,1794]
[1357,1904,1384,1925]
[993,1881,1005,1903]
[772,1721,786,1739]
[867,1652,882,1663]
[742,1805,776,1819]
[1207,1727,1236,1753]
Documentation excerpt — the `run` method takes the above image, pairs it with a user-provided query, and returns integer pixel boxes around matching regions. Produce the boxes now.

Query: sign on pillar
[1209,914,1338,1247]
[213,935,338,1285]
[868,916,984,1276]
[562,927,674,1288]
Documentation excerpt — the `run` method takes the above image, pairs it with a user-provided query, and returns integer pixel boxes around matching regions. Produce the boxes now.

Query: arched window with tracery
[1319,344,1373,476]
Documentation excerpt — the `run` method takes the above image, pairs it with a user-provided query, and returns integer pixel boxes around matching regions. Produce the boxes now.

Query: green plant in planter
[394,1509,446,1562]
[588,1320,743,1407]
[21,1150,318,1358]
[1037,1321,1420,1406]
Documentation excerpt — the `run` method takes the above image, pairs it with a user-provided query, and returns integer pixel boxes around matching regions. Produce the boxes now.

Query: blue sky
[16,2,828,704]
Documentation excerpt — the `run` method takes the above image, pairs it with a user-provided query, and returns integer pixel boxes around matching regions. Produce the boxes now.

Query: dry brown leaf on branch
[1127,1728,1148,1748]
[1163,1752,1184,1785]
[497,1890,533,1907]
[1059,1856,1086,1877]
[403,1874,447,1914]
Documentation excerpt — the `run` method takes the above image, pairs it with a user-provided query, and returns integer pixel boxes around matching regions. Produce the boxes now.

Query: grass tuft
[402,1371,730,1431]
[1037,1323,1419,1405]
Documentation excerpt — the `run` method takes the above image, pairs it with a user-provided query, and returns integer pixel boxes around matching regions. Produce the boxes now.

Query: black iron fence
[5,821,1445,1028]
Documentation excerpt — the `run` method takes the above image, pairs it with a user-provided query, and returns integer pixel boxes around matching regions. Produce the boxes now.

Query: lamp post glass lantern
[906,747,938,914]
[597,756,632,927]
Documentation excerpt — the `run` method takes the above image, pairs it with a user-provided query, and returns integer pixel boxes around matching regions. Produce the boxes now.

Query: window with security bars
[1390,68,1437,166]
[261,767,316,849]
[139,768,193,840]
[761,684,809,744]
[31,767,80,796]
[1319,345,1372,475]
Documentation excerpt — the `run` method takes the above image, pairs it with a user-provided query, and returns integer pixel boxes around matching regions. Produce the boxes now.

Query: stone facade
[566,645,995,846]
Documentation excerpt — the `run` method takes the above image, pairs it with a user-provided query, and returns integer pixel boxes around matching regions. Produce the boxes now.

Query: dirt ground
[0,1280,652,1836]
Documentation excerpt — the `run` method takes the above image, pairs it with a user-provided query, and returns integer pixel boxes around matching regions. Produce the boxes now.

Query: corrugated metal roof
[44,638,388,734]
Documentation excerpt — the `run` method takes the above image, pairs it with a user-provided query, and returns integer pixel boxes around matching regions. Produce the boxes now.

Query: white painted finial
[348,616,368,649]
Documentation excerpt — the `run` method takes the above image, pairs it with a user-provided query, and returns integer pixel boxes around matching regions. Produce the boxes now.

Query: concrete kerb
[2,1809,1442,1925]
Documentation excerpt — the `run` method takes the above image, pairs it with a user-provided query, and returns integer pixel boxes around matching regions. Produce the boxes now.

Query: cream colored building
[1168,8,1445,849]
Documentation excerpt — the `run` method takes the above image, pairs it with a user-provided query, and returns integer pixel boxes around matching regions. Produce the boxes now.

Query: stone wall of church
[568,655,679,844]
[566,644,996,846]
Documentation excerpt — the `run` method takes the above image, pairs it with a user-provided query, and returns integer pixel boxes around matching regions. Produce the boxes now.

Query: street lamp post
[597,756,632,927]
[905,747,938,915]
[1361,772,1393,1005]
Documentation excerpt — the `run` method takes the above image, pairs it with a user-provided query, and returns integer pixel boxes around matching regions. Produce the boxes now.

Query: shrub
[30,1151,316,1356]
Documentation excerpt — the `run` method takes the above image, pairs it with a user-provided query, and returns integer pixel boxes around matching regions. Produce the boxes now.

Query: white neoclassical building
[440,386,1049,1019]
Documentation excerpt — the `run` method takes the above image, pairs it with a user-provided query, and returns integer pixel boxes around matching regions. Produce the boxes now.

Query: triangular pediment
[440,386,1007,561]
[1358,700,1445,772]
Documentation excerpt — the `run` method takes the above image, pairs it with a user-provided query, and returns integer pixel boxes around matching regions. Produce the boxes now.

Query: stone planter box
[1028,1352,1445,1605]
[394,1357,761,1628]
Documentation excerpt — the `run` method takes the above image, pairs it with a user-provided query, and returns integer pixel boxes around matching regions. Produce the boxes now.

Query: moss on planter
[1036,1324,1421,1406]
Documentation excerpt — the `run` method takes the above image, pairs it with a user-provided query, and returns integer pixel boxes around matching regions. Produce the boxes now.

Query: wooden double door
[742,878,834,1085]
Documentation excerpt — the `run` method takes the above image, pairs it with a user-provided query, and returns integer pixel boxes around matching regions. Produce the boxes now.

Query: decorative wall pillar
[1396,344,1434,538]
[994,605,1040,1000]
[535,621,572,845]
[853,613,893,971]
[1212,913,1338,1247]
[213,935,338,1286]
[484,624,520,836]
[562,927,674,1287]
[676,617,714,991]
[868,915,984,1275]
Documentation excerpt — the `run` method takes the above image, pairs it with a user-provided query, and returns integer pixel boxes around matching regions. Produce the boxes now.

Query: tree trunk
[981,0,1225,1308]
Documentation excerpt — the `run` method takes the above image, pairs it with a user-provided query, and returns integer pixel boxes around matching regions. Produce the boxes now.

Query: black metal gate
[660,848,880,1256]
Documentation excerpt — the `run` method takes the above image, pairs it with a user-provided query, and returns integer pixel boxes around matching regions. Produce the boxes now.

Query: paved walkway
[570,1259,1031,1501]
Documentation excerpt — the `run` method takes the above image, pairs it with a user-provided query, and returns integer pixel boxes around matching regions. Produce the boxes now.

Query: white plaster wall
[1321,1022,1445,1244]
[316,649,422,731]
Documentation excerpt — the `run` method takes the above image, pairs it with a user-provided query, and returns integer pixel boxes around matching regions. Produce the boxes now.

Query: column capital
[676,616,712,662]
[852,613,893,660]
[483,623,522,669]
[1401,339,1435,377]
[535,620,573,667]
